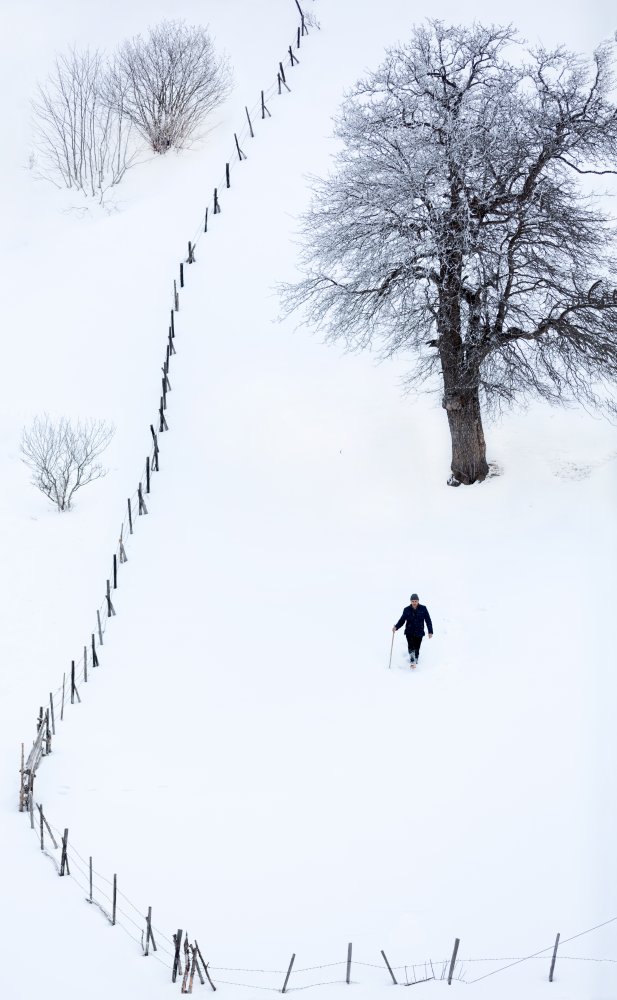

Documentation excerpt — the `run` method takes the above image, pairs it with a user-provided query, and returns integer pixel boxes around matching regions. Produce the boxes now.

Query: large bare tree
[283,22,617,485]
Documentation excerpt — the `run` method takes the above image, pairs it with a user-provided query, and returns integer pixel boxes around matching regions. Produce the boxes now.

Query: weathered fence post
[112,874,117,925]
[549,933,560,982]
[214,188,220,214]
[204,207,209,233]
[106,580,116,617]
[113,553,118,589]
[60,828,70,875]
[245,106,254,138]
[144,906,157,955]
[37,804,58,848]
[381,949,398,986]
[174,279,179,311]
[234,133,246,160]
[172,929,183,983]
[195,942,216,991]
[83,645,88,683]
[89,856,93,903]
[346,943,352,984]
[187,241,195,264]
[282,953,295,993]
[225,163,230,188]
[447,938,460,985]
[261,90,271,118]
[127,497,133,535]
[91,633,99,667]
[60,672,66,720]
[97,609,103,645]
[49,693,55,735]
[19,743,25,811]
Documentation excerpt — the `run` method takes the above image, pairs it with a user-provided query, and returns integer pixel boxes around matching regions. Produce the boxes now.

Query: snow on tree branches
[282,21,617,485]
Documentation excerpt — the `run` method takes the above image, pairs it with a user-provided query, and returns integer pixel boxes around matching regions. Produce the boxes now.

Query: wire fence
[15,0,617,994]
[24,800,617,994]
[18,0,313,814]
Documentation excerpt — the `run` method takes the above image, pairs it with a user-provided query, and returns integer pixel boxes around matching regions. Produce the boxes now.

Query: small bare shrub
[32,47,135,198]
[20,415,115,511]
[106,20,232,152]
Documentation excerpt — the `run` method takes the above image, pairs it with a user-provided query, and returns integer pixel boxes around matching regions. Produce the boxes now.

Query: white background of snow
[1,0,616,998]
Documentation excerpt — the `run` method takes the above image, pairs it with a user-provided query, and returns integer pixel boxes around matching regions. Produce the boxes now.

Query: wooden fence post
[106,580,116,617]
[187,241,195,264]
[144,906,157,955]
[204,207,209,232]
[97,609,103,644]
[289,45,299,65]
[195,942,216,991]
[112,874,117,925]
[214,188,220,214]
[37,804,58,848]
[549,933,560,982]
[89,857,93,903]
[282,953,295,993]
[346,943,352,984]
[60,673,66,720]
[19,743,25,811]
[70,661,75,704]
[113,553,118,589]
[447,938,460,985]
[380,951,397,985]
[91,633,99,667]
[245,106,254,138]
[127,497,133,534]
[261,90,271,119]
[60,828,70,875]
[225,163,230,188]
[138,483,148,514]
[174,279,179,311]
[83,645,88,683]
[172,929,183,983]
[49,693,55,735]
[234,133,245,160]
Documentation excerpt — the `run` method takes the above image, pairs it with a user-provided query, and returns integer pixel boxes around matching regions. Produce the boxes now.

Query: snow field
[2,1,617,998]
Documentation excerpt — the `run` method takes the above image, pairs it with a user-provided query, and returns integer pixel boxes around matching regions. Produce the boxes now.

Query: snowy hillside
[1,1,616,999]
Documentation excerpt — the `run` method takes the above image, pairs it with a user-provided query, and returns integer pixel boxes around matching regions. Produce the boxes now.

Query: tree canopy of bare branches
[20,416,114,511]
[282,21,617,485]
[32,48,135,198]
[106,20,232,153]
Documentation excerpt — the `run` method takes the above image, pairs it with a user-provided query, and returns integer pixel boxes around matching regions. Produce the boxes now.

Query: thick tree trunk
[443,389,489,485]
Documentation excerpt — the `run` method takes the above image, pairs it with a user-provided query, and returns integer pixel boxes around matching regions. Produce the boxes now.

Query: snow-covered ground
[1,1,616,998]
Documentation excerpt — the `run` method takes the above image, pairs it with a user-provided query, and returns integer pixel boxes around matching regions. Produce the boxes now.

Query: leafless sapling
[20,415,115,511]
[31,47,135,199]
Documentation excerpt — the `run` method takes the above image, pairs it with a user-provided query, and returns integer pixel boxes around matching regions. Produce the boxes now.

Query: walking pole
[388,631,395,669]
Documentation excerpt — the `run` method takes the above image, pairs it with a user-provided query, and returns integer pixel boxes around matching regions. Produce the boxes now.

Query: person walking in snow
[392,594,433,667]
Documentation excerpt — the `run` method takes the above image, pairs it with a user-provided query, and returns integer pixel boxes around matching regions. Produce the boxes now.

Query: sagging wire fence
[22,801,617,994]
[18,0,314,813]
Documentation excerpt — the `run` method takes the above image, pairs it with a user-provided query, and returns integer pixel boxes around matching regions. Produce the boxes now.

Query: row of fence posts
[18,0,310,821]
[16,3,318,993]
[15,6,570,991]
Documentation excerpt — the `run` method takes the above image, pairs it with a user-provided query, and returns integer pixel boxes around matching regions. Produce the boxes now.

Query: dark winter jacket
[395,604,433,637]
